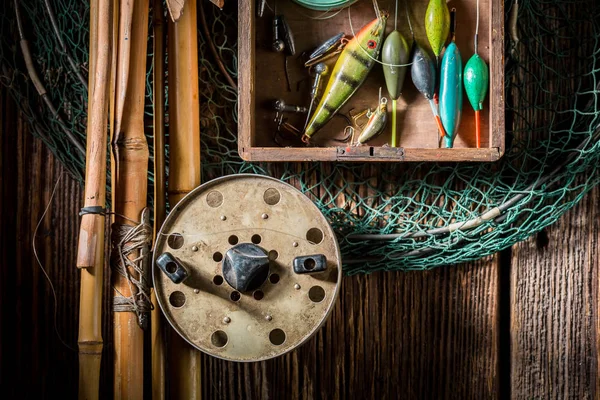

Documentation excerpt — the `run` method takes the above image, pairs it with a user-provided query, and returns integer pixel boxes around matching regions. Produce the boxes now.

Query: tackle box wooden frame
[238,0,504,162]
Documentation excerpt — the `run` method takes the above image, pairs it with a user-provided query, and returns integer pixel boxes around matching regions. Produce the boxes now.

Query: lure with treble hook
[381,0,410,147]
[464,0,489,148]
[355,93,388,145]
[425,0,450,63]
[303,6,387,142]
[411,43,446,144]
[439,9,463,148]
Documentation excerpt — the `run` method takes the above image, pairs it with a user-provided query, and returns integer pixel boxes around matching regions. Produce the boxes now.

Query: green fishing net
[0,0,598,274]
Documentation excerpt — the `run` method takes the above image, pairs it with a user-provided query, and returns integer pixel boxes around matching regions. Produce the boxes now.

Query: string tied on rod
[110,207,153,329]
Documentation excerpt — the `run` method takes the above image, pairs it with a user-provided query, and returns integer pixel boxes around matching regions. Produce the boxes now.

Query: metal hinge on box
[336,146,405,161]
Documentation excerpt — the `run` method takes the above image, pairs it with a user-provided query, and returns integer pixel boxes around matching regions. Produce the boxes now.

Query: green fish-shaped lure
[303,14,387,141]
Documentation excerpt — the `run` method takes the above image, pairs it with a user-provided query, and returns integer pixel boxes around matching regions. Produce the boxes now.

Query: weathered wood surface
[203,257,500,399]
[0,91,114,398]
[0,89,598,398]
[510,185,600,399]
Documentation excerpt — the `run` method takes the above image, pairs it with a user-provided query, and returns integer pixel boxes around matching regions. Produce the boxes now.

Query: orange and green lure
[303,14,387,142]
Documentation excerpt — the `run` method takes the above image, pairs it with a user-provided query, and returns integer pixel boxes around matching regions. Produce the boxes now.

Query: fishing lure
[272,16,285,52]
[272,15,296,55]
[425,0,450,63]
[439,9,463,148]
[464,0,489,148]
[381,0,411,147]
[257,0,267,17]
[280,15,296,56]
[309,32,346,61]
[303,11,387,142]
[305,49,344,67]
[411,42,446,143]
[304,62,329,130]
[355,95,388,145]
[274,99,308,114]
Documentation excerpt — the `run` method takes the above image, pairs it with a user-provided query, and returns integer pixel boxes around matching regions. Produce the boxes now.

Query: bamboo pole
[151,0,167,397]
[77,0,111,398]
[167,0,202,397]
[113,0,134,141]
[111,0,149,398]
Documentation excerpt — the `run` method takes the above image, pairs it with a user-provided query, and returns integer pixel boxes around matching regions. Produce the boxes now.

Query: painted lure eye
[367,40,377,49]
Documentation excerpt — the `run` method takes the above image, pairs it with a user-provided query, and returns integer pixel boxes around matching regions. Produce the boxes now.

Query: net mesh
[1,0,598,274]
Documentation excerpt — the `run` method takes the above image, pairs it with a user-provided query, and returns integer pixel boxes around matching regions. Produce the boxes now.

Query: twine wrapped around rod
[110,207,153,329]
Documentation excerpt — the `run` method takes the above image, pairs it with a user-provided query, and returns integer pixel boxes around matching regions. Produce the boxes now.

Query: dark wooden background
[0,84,598,399]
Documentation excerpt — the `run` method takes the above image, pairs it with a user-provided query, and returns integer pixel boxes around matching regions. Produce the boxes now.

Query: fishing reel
[152,175,342,361]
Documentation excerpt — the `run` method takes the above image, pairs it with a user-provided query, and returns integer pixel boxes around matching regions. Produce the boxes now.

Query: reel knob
[222,243,270,292]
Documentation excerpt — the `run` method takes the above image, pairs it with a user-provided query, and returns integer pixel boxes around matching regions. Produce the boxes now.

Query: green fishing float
[425,0,450,63]
[463,0,489,148]
[381,0,410,147]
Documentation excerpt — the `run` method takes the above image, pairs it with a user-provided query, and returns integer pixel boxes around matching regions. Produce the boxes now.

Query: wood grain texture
[167,0,203,397]
[510,186,600,399]
[203,257,500,399]
[111,0,150,398]
[0,91,113,398]
[241,146,502,162]
[2,88,599,399]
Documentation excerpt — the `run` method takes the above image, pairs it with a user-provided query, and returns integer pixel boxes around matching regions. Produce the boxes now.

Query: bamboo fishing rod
[110,0,150,398]
[151,0,167,397]
[76,0,112,398]
[167,0,202,397]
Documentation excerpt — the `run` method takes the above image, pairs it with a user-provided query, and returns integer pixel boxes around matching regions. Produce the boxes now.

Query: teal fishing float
[463,0,489,148]
[381,0,410,147]
[439,9,463,148]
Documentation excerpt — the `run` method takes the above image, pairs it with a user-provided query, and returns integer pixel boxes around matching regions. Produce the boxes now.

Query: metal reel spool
[153,174,342,362]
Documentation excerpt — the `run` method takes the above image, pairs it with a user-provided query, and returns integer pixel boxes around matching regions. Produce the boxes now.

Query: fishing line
[110,210,153,328]
[347,6,413,68]
[475,0,480,53]
[32,172,76,352]
[372,0,381,20]
[405,0,414,39]
[394,0,398,31]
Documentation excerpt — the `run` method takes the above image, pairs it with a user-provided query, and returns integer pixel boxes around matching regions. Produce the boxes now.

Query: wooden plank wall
[0,88,598,398]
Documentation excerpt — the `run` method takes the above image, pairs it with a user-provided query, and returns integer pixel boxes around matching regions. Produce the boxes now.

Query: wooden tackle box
[238,0,504,162]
